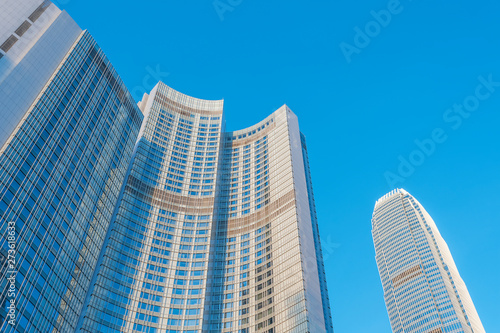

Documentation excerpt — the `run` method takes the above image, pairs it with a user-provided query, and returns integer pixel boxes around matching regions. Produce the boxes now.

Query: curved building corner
[79,82,334,333]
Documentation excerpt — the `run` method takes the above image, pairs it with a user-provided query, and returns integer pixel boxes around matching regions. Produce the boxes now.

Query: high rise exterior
[372,189,485,333]
[0,0,144,331]
[78,82,333,333]
[1,1,333,332]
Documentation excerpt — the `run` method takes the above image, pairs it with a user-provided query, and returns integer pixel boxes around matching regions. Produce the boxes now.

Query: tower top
[374,188,408,209]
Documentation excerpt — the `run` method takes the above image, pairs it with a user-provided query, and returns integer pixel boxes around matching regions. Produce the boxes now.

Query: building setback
[0,1,333,332]
[372,189,485,333]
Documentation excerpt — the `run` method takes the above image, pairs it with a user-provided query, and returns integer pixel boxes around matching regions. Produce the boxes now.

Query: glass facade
[78,83,224,332]
[1,1,333,332]
[372,189,485,333]
[78,83,333,333]
[0,23,143,333]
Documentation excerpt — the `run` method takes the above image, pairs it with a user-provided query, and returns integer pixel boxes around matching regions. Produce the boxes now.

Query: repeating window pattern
[0,31,143,332]
[0,2,334,329]
[79,85,333,333]
[80,83,222,333]
[372,189,485,333]
[201,107,333,333]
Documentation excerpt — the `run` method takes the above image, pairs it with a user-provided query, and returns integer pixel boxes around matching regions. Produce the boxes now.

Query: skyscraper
[77,82,333,333]
[0,0,144,331]
[372,189,485,333]
[1,1,333,332]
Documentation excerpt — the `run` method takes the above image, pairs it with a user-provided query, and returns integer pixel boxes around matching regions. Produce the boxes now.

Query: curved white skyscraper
[372,189,485,333]
[1,1,333,332]
[78,82,333,333]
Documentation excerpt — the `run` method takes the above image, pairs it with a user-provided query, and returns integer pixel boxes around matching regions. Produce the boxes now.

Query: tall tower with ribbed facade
[0,1,144,332]
[372,189,485,333]
[1,1,333,332]
[78,82,333,333]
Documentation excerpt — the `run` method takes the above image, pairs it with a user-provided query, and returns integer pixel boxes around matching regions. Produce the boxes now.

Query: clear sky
[56,0,499,331]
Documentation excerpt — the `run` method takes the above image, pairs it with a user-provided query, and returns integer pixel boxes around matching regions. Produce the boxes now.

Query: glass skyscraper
[78,82,333,333]
[1,1,333,332]
[372,189,485,333]
[0,0,144,331]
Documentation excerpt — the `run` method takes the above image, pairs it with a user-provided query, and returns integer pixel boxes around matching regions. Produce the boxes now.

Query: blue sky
[57,0,499,331]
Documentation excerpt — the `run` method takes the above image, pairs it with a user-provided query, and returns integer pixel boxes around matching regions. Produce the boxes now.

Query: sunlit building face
[80,82,333,333]
[0,1,333,332]
[372,189,485,333]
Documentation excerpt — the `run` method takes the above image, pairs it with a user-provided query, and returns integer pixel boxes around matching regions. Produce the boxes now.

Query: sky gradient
[56,0,499,332]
